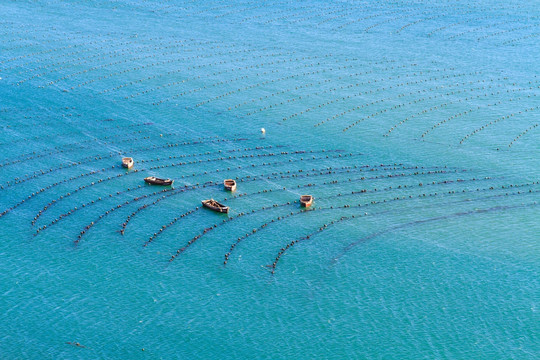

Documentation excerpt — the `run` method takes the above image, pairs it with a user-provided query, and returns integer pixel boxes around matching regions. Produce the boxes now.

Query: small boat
[223,179,237,191]
[202,199,229,213]
[122,157,134,169]
[144,176,173,186]
[300,195,313,207]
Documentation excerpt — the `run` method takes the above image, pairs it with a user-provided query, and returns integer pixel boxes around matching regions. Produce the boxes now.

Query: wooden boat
[144,176,173,186]
[122,157,134,169]
[202,199,229,213]
[223,179,237,191]
[300,195,313,207]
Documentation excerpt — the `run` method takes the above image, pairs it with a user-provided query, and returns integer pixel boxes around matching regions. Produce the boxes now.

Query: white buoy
[261,128,266,134]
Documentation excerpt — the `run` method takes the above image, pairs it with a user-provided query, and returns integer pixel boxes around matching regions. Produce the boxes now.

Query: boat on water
[300,195,313,207]
[144,176,174,186]
[202,199,229,213]
[223,179,237,191]
[122,157,134,169]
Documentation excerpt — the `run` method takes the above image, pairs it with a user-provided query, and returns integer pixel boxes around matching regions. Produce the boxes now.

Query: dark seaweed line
[260,68,470,119]
[31,170,142,225]
[119,48,294,98]
[0,126,184,170]
[200,61,364,109]
[100,46,287,95]
[297,71,480,125]
[231,180,531,270]
[460,104,540,144]
[315,74,491,127]
[2,33,178,68]
[0,130,242,171]
[169,201,295,262]
[13,37,184,79]
[154,54,333,106]
[420,96,528,138]
[30,141,271,221]
[247,60,413,116]
[85,152,347,232]
[138,144,278,165]
[76,48,281,91]
[188,176,524,265]
[7,136,254,217]
[507,123,539,148]
[29,155,454,229]
[225,208,307,266]
[119,153,366,231]
[223,173,496,208]
[34,185,145,235]
[119,186,210,233]
[387,83,540,135]
[24,41,243,86]
[344,81,505,132]
[75,181,220,245]
[158,165,469,251]
[0,161,123,191]
[145,149,339,172]
[139,161,378,244]
[273,189,540,273]
[123,48,289,98]
[0,169,111,218]
[151,165,418,249]
[333,200,540,263]
[190,54,329,106]
[143,207,201,247]
[0,126,157,169]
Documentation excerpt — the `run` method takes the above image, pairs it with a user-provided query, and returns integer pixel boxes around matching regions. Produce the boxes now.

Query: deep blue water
[0,1,539,358]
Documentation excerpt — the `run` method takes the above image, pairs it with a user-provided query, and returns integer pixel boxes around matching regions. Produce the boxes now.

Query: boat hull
[202,199,229,213]
[223,180,237,192]
[122,157,134,169]
[300,195,313,207]
[144,177,173,186]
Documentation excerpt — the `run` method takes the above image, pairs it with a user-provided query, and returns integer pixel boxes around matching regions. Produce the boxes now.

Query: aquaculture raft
[144,176,174,186]
[202,199,229,213]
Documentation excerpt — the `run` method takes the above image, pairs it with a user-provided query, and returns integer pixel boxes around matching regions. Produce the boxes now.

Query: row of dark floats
[122,157,314,213]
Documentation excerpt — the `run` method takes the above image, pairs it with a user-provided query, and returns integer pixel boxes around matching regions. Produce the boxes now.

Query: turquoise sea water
[0,1,539,358]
